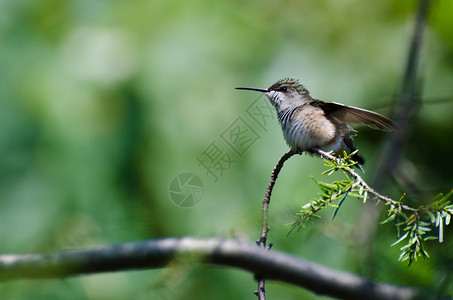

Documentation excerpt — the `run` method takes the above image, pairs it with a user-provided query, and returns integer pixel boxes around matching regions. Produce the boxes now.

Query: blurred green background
[1,0,452,299]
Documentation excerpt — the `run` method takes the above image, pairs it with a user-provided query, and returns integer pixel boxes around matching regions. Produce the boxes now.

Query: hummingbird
[236,78,398,171]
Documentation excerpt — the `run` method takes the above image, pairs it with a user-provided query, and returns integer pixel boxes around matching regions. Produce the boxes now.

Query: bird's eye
[279,87,288,92]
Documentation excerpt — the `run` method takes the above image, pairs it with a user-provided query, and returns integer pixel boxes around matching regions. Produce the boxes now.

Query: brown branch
[357,0,431,269]
[374,0,430,183]
[256,148,298,299]
[0,237,444,300]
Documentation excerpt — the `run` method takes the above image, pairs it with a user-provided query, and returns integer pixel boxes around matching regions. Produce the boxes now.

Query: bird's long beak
[235,87,269,93]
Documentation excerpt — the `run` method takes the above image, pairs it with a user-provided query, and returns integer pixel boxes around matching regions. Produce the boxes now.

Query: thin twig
[255,148,297,300]
[258,148,298,248]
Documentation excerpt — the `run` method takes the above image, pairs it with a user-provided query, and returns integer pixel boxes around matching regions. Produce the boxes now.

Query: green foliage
[383,190,453,265]
[290,151,453,266]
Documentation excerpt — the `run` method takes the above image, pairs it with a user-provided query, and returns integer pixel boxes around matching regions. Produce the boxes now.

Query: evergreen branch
[289,149,453,265]
[315,149,417,212]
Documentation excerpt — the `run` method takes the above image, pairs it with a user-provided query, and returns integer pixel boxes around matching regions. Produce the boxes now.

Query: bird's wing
[310,99,398,131]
